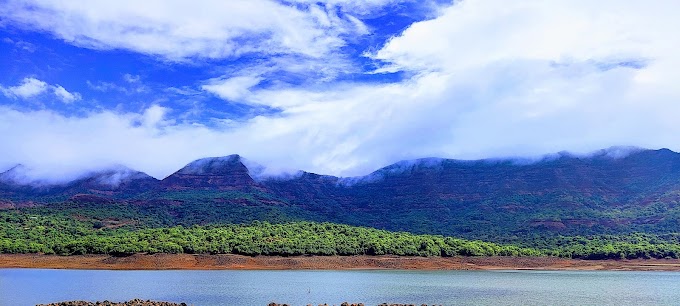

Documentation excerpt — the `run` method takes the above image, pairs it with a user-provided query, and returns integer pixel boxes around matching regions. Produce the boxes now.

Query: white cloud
[0,105,189,183]
[140,105,171,128]
[1,77,48,99]
[0,0,388,90]
[0,0,386,61]
[2,63,679,182]
[86,77,148,95]
[2,37,36,52]
[202,76,264,102]
[372,0,677,73]
[123,74,140,83]
[1,77,82,103]
[52,85,82,103]
[86,80,127,93]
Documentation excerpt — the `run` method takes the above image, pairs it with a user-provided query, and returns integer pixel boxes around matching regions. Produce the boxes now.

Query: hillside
[2,147,680,244]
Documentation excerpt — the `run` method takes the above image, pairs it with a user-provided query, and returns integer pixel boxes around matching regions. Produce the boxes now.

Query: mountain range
[2,147,680,242]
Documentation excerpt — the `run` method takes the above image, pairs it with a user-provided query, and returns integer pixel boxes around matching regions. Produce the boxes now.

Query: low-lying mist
[0,146,656,188]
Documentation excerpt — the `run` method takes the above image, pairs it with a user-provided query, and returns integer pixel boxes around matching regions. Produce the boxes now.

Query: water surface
[1,269,679,305]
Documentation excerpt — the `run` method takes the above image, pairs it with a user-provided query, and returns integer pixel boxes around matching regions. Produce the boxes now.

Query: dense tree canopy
[0,212,540,257]
[2,209,679,259]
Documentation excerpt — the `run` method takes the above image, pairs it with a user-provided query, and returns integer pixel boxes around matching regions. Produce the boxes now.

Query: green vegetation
[541,234,680,259]
[2,208,679,259]
[0,211,540,256]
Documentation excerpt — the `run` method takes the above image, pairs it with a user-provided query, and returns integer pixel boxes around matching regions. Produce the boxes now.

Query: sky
[1,0,680,182]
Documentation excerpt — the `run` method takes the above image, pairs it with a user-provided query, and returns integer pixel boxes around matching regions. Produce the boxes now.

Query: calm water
[1,269,680,306]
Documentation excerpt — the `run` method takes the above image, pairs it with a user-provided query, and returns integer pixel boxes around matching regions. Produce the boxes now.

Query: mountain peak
[0,164,49,186]
[2,163,26,173]
[0,164,26,177]
[589,146,646,159]
[79,165,155,188]
[176,155,244,175]
[162,154,258,190]
[377,157,446,174]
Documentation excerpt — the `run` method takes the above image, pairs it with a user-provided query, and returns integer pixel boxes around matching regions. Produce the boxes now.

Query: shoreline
[2,254,680,271]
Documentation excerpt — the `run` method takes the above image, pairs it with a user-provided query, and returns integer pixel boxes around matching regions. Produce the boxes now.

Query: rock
[36,299,187,306]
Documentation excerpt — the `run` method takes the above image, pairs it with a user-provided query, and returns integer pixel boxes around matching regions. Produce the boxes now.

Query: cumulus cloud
[2,0,680,182]
[1,77,48,99]
[52,85,82,103]
[1,77,82,103]
[372,0,675,73]
[202,76,264,102]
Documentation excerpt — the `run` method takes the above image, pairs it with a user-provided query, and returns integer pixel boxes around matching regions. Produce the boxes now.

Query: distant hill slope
[0,165,158,200]
[2,147,680,241]
[258,148,680,239]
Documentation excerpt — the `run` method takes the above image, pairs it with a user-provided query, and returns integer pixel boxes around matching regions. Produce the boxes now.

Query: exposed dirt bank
[2,254,680,271]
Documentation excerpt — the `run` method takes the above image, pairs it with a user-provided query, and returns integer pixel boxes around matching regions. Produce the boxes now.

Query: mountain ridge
[2,147,680,241]
[2,147,679,204]
[0,146,664,188]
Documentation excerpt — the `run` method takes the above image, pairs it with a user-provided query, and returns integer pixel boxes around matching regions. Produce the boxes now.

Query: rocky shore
[36,299,186,306]
[39,301,444,306]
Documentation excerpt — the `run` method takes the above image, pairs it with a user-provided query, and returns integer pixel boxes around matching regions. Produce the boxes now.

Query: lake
[1,269,680,305]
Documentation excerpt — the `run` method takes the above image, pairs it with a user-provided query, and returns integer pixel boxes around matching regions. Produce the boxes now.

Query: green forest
[2,209,679,259]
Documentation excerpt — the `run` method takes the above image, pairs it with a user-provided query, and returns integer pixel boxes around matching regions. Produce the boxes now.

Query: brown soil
[2,254,680,271]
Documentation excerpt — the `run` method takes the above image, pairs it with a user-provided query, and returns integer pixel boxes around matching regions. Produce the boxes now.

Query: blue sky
[0,0,679,182]
[0,1,433,121]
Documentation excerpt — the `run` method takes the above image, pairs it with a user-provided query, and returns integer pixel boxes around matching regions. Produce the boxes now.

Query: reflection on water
[1,269,680,306]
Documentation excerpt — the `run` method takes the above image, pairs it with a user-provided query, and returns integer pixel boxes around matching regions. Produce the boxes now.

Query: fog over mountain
[0,146,655,186]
